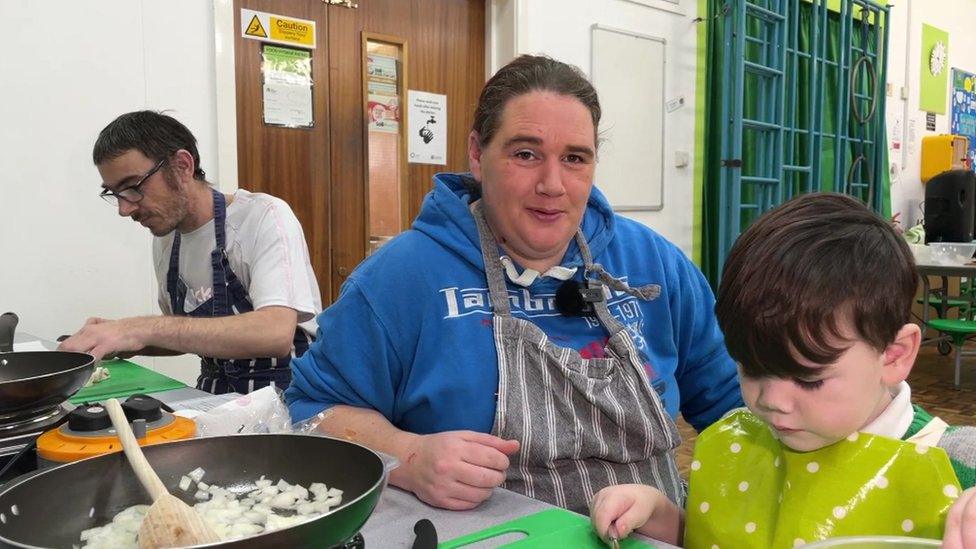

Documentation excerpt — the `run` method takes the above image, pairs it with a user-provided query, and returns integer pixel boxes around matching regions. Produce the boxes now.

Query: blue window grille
[715,0,890,276]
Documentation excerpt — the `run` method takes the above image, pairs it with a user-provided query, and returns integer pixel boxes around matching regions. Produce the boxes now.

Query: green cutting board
[440,509,658,548]
[69,359,186,403]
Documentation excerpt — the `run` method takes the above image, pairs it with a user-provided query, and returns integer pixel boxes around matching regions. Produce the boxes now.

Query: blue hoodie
[287,173,742,433]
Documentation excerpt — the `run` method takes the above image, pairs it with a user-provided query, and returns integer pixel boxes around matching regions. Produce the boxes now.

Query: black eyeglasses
[98,159,166,206]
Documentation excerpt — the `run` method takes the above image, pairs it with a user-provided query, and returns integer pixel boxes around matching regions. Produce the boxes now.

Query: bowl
[909,243,933,263]
[928,241,976,265]
[801,535,940,548]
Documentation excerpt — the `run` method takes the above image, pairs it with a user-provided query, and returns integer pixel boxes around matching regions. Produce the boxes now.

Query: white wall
[0,0,219,385]
[489,0,700,255]
[886,0,976,227]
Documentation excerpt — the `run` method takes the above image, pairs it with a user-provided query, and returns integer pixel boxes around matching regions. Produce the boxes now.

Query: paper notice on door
[408,90,447,165]
[262,44,313,128]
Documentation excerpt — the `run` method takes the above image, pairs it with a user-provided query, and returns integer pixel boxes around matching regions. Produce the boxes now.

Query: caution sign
[240,9,315,49]
[244,14,267,38]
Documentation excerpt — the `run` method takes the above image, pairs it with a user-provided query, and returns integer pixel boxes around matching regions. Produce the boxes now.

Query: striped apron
[166,189,310,395]
[473,204,684,514]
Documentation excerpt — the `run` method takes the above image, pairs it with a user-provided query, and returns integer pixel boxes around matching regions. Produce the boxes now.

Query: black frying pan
[0,312,95,416]
[0,351,95,416]
[0,434,388,548]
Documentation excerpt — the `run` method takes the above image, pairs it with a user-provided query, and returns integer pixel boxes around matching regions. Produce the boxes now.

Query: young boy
[591,193,976,548]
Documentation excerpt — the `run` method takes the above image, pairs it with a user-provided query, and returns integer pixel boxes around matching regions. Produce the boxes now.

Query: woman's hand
[590,484,683,545]
[944,487,976,549]
[399,430,519,510]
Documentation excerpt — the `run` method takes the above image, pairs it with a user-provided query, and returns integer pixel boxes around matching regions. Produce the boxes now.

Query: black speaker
[924,169,976,243]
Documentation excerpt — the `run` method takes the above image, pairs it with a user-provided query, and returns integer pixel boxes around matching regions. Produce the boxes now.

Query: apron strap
[472,202,513,317]
[209,189,230,316]
[167,231,185,315]
[575,227,628,337]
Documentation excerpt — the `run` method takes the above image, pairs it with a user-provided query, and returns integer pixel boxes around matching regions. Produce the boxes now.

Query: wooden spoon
[104,398,220,548]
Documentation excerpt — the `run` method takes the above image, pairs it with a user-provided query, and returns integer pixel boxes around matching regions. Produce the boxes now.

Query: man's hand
[944,487,976,549]
[398,431,520,511]
[58,317,153,361]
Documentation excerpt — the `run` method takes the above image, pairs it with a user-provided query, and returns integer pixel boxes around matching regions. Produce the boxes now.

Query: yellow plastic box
[921,134,969,183]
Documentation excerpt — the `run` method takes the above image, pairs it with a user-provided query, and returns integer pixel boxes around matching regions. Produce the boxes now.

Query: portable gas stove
[0,402,73,482]
[36,394,195,465]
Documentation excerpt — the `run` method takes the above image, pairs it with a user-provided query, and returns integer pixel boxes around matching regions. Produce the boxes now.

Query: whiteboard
[591,25,666,211]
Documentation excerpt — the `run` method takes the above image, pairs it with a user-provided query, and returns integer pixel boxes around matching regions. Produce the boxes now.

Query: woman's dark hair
[93,110,206,180]
[715,192,918,378]
[472,55,601,147]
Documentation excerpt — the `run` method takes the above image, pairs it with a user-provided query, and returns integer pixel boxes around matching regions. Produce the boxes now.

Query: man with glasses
[59,111,321,394]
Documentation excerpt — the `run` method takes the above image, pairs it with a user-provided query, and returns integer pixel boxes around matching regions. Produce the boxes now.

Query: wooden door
[235,0,485,303]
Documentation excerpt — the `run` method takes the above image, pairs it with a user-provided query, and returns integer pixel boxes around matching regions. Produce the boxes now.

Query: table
[362,485,675,548]
[14,332,675,547]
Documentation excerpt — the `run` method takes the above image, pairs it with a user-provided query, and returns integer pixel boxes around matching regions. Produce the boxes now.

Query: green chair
[925,318,976,388]
[916,295,970,319]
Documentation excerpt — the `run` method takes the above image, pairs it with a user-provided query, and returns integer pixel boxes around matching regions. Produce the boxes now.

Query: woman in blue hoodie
[286,55,742,513]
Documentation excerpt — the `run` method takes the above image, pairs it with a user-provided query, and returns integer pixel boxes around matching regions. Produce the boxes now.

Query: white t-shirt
[152,189,321,340]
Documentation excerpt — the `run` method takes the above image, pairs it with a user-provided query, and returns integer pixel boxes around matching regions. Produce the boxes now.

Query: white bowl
[801,535,939,548]
[928,242,976,265]
[909,244,933,263]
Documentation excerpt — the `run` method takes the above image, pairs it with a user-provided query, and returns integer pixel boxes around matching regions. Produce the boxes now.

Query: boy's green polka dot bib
[684,410,960,548]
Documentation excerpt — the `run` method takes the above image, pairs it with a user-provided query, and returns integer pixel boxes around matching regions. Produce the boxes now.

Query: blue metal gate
[716,0,890,274]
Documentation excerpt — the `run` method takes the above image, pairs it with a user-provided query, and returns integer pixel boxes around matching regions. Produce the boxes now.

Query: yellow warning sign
[270,16,314,47]
[245,14,267,38]
[240,9,316,49]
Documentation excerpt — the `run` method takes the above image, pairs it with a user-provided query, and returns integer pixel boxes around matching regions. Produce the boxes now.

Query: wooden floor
[673,345,976,477]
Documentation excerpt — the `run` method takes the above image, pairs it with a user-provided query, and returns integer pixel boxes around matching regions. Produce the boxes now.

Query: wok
[0,434,388,548]
[0,351,95,416]
[0,312,95,416]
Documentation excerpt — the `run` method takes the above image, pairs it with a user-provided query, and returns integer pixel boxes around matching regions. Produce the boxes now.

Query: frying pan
[0,352,95,416]
[0,434,388,548]
[0,313,95,416]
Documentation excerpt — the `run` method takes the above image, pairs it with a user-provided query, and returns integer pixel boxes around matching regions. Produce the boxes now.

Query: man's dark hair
[472,55,601,147]
[715,192,917,378]
[93,111,206,180]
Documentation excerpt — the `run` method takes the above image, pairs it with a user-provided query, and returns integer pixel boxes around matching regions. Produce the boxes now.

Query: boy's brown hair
[715,192,918,378]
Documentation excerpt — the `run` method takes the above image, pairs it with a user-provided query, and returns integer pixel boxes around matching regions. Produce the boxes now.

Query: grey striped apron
[473,204,684,513]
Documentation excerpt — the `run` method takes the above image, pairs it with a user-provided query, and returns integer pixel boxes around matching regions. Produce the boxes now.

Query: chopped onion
[187,467,206,483]
[10,504,18,516]
[79,473,343,548]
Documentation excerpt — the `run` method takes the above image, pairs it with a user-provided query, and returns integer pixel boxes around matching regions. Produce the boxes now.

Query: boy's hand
[590,484,676,543]
[944,487,976,549]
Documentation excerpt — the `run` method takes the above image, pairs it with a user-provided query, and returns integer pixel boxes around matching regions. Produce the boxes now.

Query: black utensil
[412,518,438,549]
[0,313,19,352]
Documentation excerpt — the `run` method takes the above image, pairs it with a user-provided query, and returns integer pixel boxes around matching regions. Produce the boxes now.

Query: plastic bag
[192,385,293,437]
[291,407,400,476]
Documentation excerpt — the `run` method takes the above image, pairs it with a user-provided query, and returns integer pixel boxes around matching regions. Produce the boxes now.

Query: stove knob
[122,394,163,423]
[67,405,111,432]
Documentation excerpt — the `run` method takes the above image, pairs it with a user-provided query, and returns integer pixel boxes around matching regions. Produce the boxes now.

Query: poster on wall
[951,68,976,168]
[408,90,447,165]
[367,54,400,134]
[262,44,313,128]
[919,24,949,114]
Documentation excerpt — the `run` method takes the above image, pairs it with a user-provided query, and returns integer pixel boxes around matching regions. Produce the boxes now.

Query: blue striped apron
[166,189,309,394]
